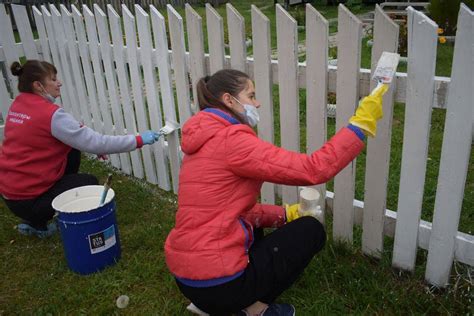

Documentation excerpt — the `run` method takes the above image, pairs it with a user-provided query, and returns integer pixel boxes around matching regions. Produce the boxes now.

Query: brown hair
[10,60,57,93]
[196,69,250,123]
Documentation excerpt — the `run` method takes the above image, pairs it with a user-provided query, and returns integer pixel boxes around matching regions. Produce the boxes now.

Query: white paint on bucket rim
[52,185,115,213]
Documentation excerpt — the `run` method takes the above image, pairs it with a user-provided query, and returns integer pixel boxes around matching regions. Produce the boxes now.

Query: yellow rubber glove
[285,204,301,223]
[349,83,389,137]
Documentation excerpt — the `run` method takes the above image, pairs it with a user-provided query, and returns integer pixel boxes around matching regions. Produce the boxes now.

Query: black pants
[3,149,98,230]
[176,216,326,315]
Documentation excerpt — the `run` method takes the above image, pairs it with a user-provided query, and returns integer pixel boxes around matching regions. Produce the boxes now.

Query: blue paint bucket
[52,185,121,275]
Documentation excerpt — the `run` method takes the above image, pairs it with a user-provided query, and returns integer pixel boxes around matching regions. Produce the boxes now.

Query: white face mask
[232,96,260,127]
[39,82,56,103]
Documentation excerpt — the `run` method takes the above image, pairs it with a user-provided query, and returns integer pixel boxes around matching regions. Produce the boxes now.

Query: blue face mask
[39,83,56,103]
[232,96,260,127]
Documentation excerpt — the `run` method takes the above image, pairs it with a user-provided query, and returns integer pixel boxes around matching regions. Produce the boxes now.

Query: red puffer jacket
[165,109,364,281]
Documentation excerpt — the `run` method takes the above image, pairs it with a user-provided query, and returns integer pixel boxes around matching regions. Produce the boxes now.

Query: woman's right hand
[348,84,389,137]
[140,130,160,145]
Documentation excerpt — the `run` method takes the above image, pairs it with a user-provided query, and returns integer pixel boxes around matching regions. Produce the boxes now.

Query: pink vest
[0,93,71,200]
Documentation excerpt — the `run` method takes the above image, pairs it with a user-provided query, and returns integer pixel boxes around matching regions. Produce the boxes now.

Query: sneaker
[237,303,295,316]
[16,222,57,238]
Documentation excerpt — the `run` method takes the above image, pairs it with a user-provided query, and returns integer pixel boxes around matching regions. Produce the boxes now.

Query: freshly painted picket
[185,4,206,110]
[107,4,144,179]
[425,4,474,287]
[94,4,132,175]
[226,3,246,73]
[0,3,472,289]
[305,4,328,217]
[11,5,39,60]
[276,4,299,205]
[83,5,121,169]
[51,5,82,121]
[167,5,192,124]
[32,6,52,62]
[206,3,225,74]
[60,5,92,128]
[135,4,170,190]
[361,5,399,258]
[332,4,362,243]
[150,5,181,193]
[123,4,158,184]
[251,5,275,204]
[0,4,20,95]
[71,5,104,134]
[392,8,438,271]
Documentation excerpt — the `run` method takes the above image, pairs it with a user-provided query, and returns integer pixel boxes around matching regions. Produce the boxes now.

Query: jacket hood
[181,110,238,155]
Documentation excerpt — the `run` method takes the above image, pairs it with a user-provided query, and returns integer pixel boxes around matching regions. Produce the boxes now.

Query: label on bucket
[88,225,116,254]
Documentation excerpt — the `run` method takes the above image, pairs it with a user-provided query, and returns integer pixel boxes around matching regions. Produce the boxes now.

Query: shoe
[16,222,57,238]
[237,303,295,316]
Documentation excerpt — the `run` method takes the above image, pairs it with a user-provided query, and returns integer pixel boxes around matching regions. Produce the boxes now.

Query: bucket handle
[57,208,115,225]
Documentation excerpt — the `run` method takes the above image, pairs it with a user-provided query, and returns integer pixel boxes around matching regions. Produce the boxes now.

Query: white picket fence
[0,2,472,288]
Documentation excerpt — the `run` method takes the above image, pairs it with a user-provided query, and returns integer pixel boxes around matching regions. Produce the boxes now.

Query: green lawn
[0,156,472,314]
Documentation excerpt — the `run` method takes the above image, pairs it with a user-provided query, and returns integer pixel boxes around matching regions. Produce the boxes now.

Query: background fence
[0,2,472,288]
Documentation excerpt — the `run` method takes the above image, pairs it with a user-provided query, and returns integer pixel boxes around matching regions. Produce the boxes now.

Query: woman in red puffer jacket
[165,69,387,316]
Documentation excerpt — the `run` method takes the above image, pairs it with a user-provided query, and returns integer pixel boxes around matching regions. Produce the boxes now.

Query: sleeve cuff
[347,124,366,141]
[136,135,144,148]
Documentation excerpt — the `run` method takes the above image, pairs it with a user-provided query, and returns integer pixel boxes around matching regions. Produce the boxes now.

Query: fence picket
[122,4,158,184]
[362,5,399,257]
[167,5,192,124]
[94,4,132,175]
[60,5,92,129]
[151,5,181,193]
[185,3,206,111]
[50,5,81,122]
[71,5,103,134]
[0,71,10,126]
[11,5,39,60]
[425,4,474,287]
[251,5,275,204]
[206,3,225,74]
[305,4,328,214]
[83,5,121,169]
[41,6,72,113]
[108,4,144,179]
[392,8,438,271]
[226,3,246,72]
[0,4,20,95]
[135,4,170,190]
[276,4,299,205]
[32,6,52,62]
[333,4,362,243]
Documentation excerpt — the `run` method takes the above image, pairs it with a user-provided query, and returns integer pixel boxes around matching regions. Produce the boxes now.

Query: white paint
[226,3,246,72]
[332,4,362,244]
[251,5,275,204]
[206,3,225,74]
[276,4,299,205]
[362,4,399,258]
[392,8,438,272]
[425,4,474,287]
[52,185,115,213]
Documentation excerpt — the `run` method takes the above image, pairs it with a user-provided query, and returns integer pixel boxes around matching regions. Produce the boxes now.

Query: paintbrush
[99,173,113,206]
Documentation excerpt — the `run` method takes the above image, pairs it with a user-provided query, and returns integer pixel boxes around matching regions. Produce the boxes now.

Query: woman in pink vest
[0,60,160,238]
[165,69,388,316]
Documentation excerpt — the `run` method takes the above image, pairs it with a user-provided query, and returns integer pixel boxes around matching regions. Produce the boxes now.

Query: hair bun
[10,62,23,76]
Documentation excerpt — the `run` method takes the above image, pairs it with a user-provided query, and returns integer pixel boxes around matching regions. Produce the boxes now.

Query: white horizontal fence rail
[0,3,472,289]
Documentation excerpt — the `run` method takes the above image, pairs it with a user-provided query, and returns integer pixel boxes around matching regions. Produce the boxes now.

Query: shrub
[428,0,474,35]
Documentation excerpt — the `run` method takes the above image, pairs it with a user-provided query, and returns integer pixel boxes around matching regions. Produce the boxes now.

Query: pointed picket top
[226,3,246,72]
[425,3,474,287]
[11,4,39,59]
[185,3,205,110]
[206,3,225,73]
[276,3,299,205]
[393,6,438,272]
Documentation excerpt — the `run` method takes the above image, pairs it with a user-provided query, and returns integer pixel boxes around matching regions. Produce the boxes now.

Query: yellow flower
[437,28,444,34]
[439,36,447,44]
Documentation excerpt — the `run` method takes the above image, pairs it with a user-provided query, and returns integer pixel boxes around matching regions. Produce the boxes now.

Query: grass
[0,157,472,314]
